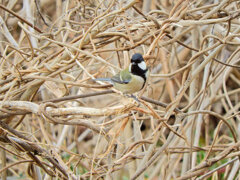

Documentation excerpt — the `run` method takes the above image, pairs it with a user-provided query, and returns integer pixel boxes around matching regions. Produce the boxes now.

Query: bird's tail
[94,78,113,84]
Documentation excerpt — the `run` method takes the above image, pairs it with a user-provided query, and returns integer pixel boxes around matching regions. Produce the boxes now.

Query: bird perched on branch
[96,53,148,94]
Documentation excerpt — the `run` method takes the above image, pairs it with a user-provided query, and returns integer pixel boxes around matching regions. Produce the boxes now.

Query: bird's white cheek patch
[138,61,147,70]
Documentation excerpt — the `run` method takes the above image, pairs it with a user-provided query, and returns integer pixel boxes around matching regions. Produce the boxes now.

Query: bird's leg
[123,94,140,105]
[130,94,139,102]
[113,89,140,105]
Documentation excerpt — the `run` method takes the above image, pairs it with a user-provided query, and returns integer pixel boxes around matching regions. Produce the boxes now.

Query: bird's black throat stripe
[131,64,148,82]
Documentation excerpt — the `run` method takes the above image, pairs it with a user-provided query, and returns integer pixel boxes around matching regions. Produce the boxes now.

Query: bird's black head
[131,53,144,64]
[129,53,148,80]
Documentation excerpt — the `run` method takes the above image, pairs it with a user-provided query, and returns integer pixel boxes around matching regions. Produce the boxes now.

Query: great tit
[96,53,148,94]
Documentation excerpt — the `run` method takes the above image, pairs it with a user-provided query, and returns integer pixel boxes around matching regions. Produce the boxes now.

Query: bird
[96,53,148,94]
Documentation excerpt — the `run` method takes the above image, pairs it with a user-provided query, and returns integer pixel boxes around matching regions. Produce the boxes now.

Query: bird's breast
[113,75,145,94]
